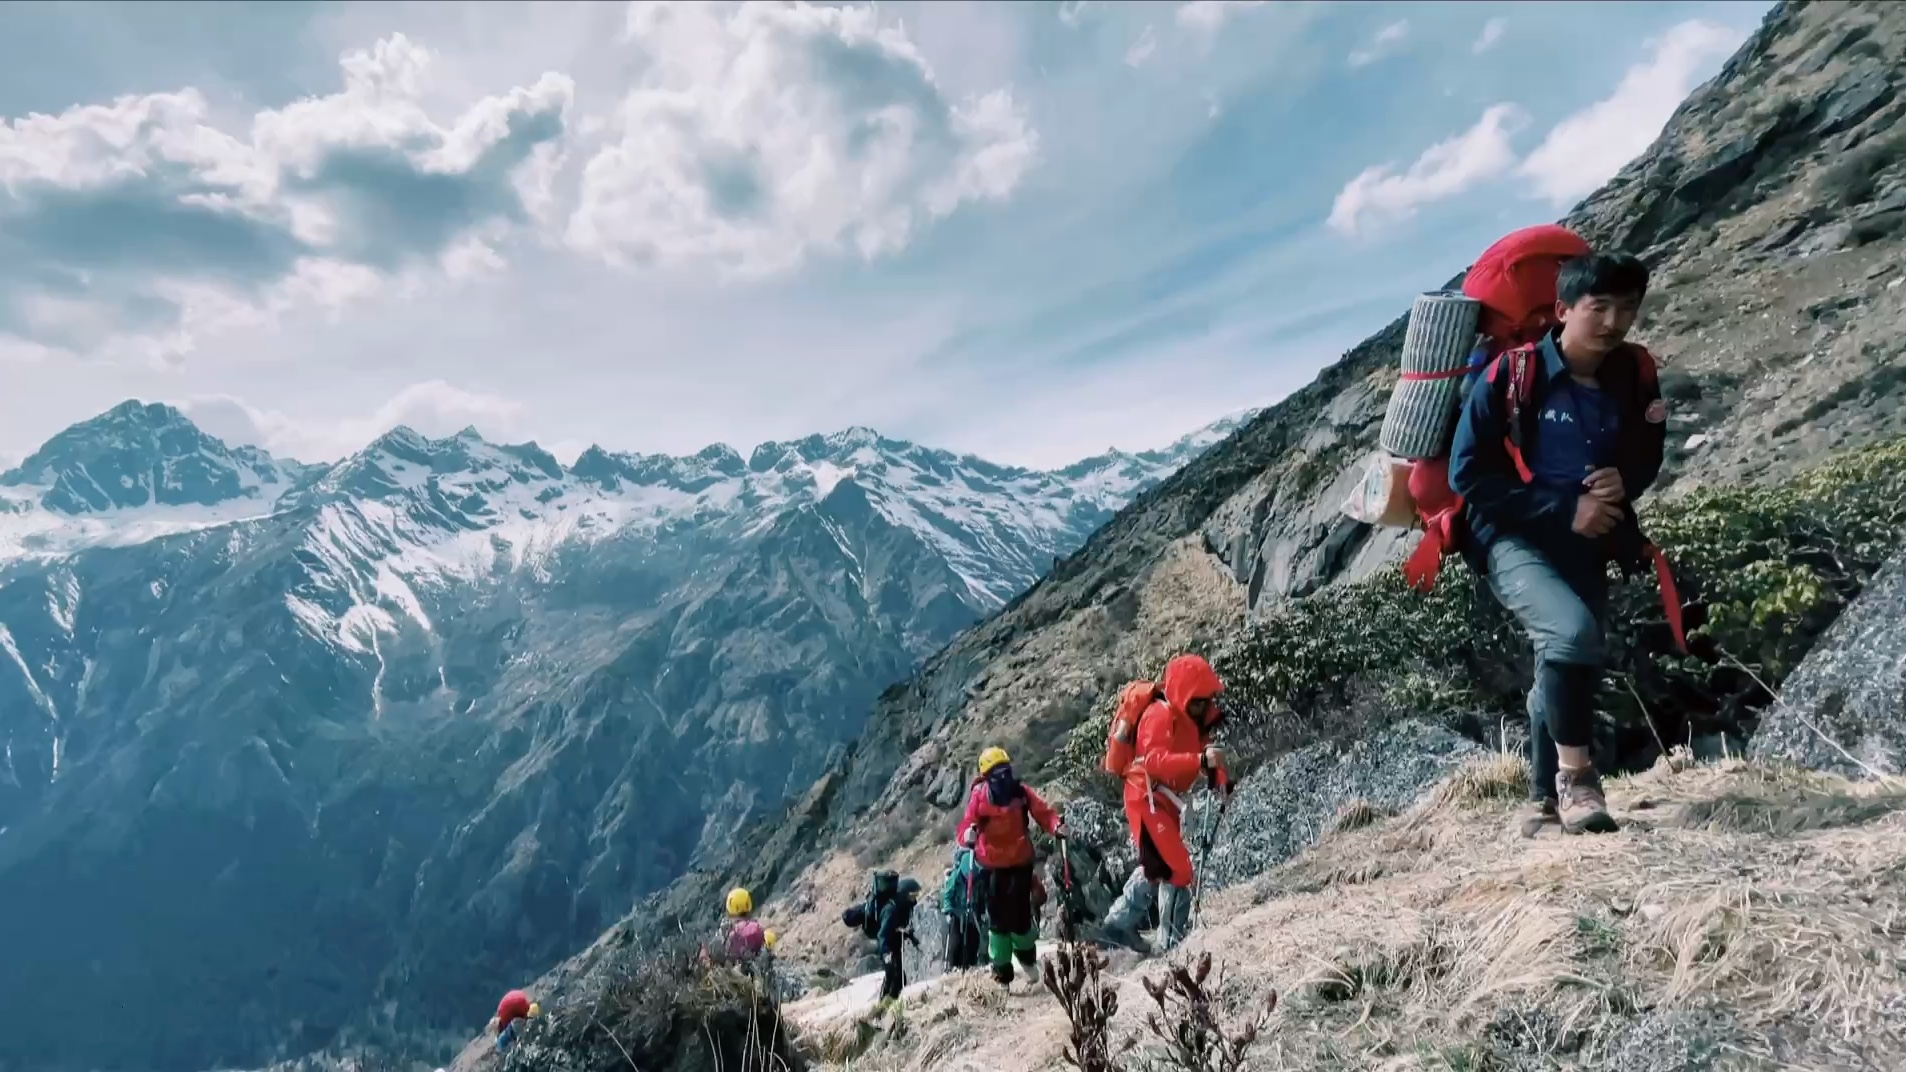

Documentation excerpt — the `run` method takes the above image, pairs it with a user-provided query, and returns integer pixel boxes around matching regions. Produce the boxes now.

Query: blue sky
[0,0,1772,469]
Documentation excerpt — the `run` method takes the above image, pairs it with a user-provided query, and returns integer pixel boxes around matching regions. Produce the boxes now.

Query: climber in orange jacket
[1120,654,1230,952]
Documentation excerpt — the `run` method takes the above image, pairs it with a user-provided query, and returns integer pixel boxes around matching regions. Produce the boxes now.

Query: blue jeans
[497,1021,518,1053]
[1483,536,1608,799]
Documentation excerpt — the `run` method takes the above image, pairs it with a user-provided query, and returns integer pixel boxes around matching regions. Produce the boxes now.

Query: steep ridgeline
[0,400,1247,1072]
[619,0,1906,974]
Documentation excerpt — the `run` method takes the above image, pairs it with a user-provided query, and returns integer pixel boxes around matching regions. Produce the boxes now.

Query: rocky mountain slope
[0,400,1245,1072]
[802,756,1906,1072]
[599,0,1906,995]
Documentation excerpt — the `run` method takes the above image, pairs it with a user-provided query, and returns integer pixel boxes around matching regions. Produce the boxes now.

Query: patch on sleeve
[1645,400,1668,424]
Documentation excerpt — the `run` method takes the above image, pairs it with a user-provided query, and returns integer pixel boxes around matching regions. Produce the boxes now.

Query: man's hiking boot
[991,961,1014,987]
[1556,766,1618,834]
[1518,797,1559,838]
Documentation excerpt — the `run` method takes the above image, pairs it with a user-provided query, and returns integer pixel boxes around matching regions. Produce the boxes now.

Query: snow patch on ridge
[0,480,298,564]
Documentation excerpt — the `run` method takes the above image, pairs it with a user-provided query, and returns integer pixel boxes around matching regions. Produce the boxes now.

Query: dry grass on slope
[808,757,1906,1072]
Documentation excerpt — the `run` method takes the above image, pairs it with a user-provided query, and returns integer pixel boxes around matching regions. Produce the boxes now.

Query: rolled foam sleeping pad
[1379,291,1483,460]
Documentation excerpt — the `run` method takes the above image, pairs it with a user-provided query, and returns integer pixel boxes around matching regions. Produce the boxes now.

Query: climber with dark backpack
[1445,250,1679,837]
[840,870,920,1004]
[842,871,899,940]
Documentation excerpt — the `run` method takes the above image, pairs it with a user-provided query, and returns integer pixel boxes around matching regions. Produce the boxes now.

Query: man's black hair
[1557,252,1650,305]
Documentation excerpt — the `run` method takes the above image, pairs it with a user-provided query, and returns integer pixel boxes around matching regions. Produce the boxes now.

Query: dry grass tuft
[1421,752,1530,813]
[1326,797,1394,836]
[808,1019,879,1065]
[1673,785,1906,836]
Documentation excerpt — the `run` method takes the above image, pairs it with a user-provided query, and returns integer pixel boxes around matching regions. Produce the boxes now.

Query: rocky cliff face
[612,0,1906,982]
[0,403,1241,1072]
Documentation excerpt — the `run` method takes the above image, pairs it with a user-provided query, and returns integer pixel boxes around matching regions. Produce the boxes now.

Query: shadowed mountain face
[0,402,1247,1072]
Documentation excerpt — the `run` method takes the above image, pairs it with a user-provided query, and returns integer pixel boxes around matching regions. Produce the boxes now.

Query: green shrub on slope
[1226,436,1906,761]
[1052,437,1906,788]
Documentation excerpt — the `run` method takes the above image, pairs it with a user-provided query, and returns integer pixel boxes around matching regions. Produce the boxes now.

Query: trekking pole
[1189,780,1232,932]
[1057,837,1077,943]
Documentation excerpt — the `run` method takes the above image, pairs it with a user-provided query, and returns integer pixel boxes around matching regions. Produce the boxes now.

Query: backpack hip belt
[1147,772,1189,816]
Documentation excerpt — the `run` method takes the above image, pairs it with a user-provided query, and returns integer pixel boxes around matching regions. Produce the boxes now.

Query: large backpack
[1395,227,1687,653]
[1101,680,1163,777]
[1399,224,1591,593]
[858,871,899,940]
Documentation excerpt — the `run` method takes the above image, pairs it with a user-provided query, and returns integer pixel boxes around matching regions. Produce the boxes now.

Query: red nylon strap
[1647,543,1689,654]
[1506,440,1534,483]
[1399,366,1473,382]
[1404,521,1448,592]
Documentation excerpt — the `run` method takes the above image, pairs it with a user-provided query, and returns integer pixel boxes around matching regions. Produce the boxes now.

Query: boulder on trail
[1205,719,1486,889]
[1750,546,1906,779]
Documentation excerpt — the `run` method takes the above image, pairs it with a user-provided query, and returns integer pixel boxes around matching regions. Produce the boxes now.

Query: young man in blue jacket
[1449,252,1666,836]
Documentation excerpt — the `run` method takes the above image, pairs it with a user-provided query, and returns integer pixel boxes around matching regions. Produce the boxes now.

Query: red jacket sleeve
[1138,703,1202,784]
[955,783,982,847]
[1024,786,1061,835]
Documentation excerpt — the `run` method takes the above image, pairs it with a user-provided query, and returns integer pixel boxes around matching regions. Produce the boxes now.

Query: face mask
[985,765,1021,805]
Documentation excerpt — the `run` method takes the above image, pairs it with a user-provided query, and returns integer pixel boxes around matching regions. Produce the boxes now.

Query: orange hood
[1161,654,1224,716]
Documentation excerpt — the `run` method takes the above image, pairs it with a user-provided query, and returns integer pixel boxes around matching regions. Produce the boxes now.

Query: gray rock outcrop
[1204,719,1486,889]
[1751,546,1906,777]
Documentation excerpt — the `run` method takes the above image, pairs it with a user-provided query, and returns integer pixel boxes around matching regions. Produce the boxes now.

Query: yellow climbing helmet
[726,887,754,917]
[528,1002,542,1019]
[765,929,780,950]
[977,746,1011,775]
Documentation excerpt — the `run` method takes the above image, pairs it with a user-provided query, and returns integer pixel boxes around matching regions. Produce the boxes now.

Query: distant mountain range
[0,398,1251,1072]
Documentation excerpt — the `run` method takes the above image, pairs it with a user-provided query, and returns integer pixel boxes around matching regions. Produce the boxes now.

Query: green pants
[988,928,1037,966]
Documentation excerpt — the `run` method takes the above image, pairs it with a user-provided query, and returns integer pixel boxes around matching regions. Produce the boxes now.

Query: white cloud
[564,1,1038,279]
[1348,19,1410,69]
[1125,26,1159,68]
[0,32,574,365]
[1518,19,1745,206]
[179,380,535,462]
[1327,103,1526,236]
[1175,1,1269,38]
[1472,17,1507,55]
[1058,1,1094,28]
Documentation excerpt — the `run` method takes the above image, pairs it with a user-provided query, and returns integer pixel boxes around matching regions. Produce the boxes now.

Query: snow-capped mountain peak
[0,401,318,561]
[299,425,566,511]
[0,401,306,516]
[0,402,1257,586]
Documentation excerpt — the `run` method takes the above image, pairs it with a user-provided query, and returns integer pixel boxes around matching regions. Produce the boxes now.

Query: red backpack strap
[1626,345,1686,654]
[1643,541,1689,654]
[1403,509,1459,592]
[1486,344,1539,484]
